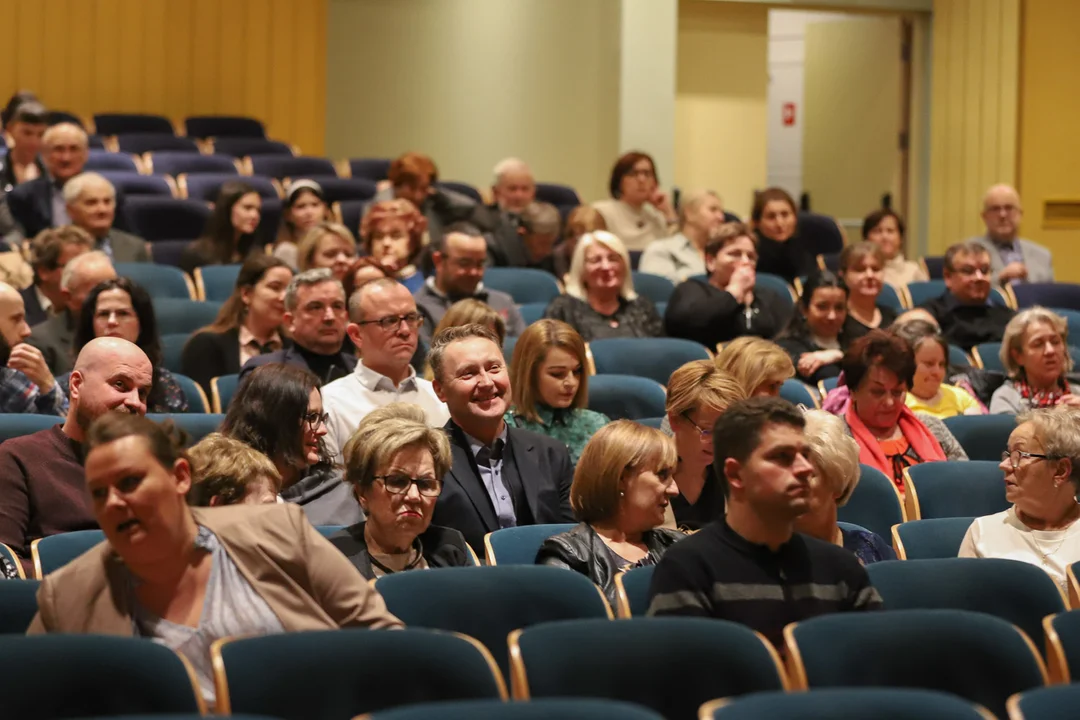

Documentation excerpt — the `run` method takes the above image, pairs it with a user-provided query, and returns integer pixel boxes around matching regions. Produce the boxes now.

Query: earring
[619,491,625,497]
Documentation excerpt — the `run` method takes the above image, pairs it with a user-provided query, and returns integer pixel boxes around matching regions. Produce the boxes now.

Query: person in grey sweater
[990,308,1080,414]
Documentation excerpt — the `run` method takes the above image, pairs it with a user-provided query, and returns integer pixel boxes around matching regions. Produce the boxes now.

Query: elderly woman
[273,180,331,267]
[894,320,983,419]
[186,432,281,507]
[862,208,927,288]
[991,308,1079,414]
[794,410,896,564]
[838,241,898,336]
[330,403,471,578]
[296,221,357,282]
[360,198,427,293]
[506,319,610,464]
[777,270,854,385]
[842,330,967,490]
[591,151,676,251]
[751,187,815,284]
[714,336,796,397]
[543,230,663,342]
[537,420,684,605]
[960,406,1080,593]
[665,222,789,348]
[27,413,401,707]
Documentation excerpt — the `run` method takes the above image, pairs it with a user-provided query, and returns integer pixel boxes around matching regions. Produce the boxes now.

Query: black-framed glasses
[303,411,329,429]
[1001,449,1056,469]
[357,312,423,331]
[681,412,712,441]
[375,474,443,498]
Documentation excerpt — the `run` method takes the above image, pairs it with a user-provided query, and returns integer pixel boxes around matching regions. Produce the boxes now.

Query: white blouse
[958,506,1080,594]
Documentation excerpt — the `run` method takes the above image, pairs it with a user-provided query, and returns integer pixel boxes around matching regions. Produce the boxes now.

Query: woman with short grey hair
[990,307,1078,414]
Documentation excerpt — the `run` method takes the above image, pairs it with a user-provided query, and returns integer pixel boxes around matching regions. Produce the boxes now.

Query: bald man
[0,337,152,562]
[969,184,1054,285]
[640,189,728,283]
[0,282,65,415]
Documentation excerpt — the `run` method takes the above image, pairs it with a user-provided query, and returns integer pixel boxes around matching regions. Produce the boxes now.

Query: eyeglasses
[357,312,423,331]
[375,474,443,498]
[303,411,329,429]
[954,265,991,278]
[682,413,712,441]
[1001,449,1057,469]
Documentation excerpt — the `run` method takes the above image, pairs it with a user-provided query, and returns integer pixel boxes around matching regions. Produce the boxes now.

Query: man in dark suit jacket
[64,172,146,263]
[429,323,574,553]
[20,226,96,327]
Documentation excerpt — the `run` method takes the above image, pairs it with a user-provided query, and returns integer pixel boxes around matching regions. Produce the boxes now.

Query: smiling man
[647,397,882,647]
[64,172,149,263]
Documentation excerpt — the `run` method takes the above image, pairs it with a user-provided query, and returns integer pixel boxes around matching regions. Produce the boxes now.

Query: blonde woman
[713,336,796,397]
[793,410,896,564]
[296,221,357,282]
[506,320,610,464]
[186,433,281,507]
[991,307,1079,414]
[543,230,663,341]
[536,419,684,605]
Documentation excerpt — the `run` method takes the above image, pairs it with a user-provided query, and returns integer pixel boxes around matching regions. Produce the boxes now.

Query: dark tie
[475,439,505,469]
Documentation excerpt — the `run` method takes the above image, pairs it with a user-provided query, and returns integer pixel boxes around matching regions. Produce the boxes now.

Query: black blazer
[19,284,49,327]
[27,309,76,375]
[180,328,241,396]
[239,344,357,385]
[433,420,575,554]
[328,521,471,580]
[7,177,131,239]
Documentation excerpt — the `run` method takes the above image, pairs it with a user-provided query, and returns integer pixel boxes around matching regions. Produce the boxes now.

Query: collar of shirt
[34,285,53,314]
[424,275,488,302]
[465,423,509,461]
[716,515,798,561]
[355,359,418,392]
[942,292,993,310]
[238,326,282,354]
[987,234,1019,251]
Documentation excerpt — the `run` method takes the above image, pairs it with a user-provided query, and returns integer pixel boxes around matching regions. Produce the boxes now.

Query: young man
[647,396,882,647]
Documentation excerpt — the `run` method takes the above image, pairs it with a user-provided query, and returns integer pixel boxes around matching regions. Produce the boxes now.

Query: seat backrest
[615,565,655,618]
[98,172,174,198]
[85,149,139,173]
[908,280,1009,308]
[973,342,1005,372]
[48,110,85,128]
[336,199,365,236]
[116,133,199,155]
[126,197,211,242]
[32,530,106,577]
[0,579,39,633]
[212,137,294,157]
[161,333,190,373]
[941,414,1015,462]
[484,524,577,565]
[517,302,546,326]
[153,299,221,335]
[905,461,1008,520]
[172,373,210,413]
[948,344,972,368]
[146,413,224,445]
[368,698,666,720]
[347,157,392,181]
[1012,283,1080,312]
[0,414,63,445]
[1046,610,1080,684]
[181,173,277,202]
[797,212,844,256]
[892,517,977,560]
[303,177,377,204]
[631,271,676,304]
[482,268,561,305]
[836,464,904,540]
[1051,307,1080,339]
[148,152,239,177]
[436,180,483,203]
[702,688,992,720]
[1012,685,1080,720]
[115,263,193,300]
[779,379,818,408]
[184,115,266,139]
[879,283,905,312]
[249,155,337,180]
[924,256,945,279]
[534,183,581,207]
[755,273,796,312]
[93,113,174,135]
[589,338,710,387]
[586,374,668,421]
[211,374,240,414]
[196,264,242,302]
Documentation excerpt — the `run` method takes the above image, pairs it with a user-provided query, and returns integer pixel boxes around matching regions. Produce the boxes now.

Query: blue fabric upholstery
[942,414,1016,462]
[706,688,989,720]
[149,152,239,176]
[93,113,174,135]
[126,197,211,242]
[184,115,266,139]
[906,461,1008,519]
[249,155,337,180]
[483,268,561,305]
[587,374,667,420]
[196,264,242,303]
[631,272,676,304]
[153,299,221,335]
[893,517,976,560]
[589,338,710,387]
[484,524,576,566]
[836,464,904,541]
[115,263,192,300]
[0,579,39,634]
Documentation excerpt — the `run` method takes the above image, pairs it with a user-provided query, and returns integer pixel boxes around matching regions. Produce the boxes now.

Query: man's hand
[999,262,1028,284]
[8,343,54,392]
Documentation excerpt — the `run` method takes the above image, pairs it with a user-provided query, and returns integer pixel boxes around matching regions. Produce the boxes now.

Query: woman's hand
[1057,394,1080,408]
[650,189,676,223]
[797,350,844,377]
[724,265,756,303]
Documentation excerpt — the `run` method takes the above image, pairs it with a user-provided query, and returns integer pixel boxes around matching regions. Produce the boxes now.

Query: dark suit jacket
[433,420,574,554]
[239,344,358,384]
[28,309,76,375]
[7,177,131,239]
[19,284,49,327]
[473,203,530,267]
[103,229,149,263]
[180,327,240,396]
[328,521,472,580]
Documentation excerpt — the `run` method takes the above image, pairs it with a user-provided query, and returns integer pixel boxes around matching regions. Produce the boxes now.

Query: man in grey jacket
[970,184,1053,287]
[64,172,149,264]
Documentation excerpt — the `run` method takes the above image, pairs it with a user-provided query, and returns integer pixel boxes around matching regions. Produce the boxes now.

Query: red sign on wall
[782,102,797,127]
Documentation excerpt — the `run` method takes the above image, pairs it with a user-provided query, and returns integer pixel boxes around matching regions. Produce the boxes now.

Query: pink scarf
[845,401,947,489]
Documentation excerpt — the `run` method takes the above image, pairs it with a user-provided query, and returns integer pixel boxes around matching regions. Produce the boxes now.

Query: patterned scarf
[1015,374,1071,408]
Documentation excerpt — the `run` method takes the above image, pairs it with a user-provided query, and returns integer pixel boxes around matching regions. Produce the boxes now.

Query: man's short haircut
[285,268,341,312]
[943,240,990,272]
[29,225,94,272]
[347,276,403,323]
[428,323,500,383]
[492,157,531,184]
[62,172,114,205]
[437,221,484,252]
[711,396,805,499]
[43,122,88,148]
[186,432,282,506]
[519,202,561,236]
[60,250,111,291]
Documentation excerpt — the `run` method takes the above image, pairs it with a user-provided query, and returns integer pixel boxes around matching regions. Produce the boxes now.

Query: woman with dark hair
[58,277,189,412]
[222,363,363,526]
[751,187,815,284]
[180,181,263,275]
[591,151,676,251]
[180,254,293,395]
[273,180,331,267]
[862,208,927,287]
[778,270,855,385]
[0,99,47,191]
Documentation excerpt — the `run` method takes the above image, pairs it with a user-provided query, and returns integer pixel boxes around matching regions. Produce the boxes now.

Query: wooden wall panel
[0,0,326,153]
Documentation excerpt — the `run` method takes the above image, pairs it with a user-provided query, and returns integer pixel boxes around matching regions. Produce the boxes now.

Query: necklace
[1030,532,1069,566]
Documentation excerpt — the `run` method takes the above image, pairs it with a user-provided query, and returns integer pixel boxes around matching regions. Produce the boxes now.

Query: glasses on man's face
[375,473,443,498]
[357,312,423,331]
[682,413,712,441]
[303,411,329,430]
[955,265,991,278]
[1001,449,1055,469]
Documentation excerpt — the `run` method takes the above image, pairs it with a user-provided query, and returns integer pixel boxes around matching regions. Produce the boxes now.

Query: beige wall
[326,0,621,202]
[675,1,769,220]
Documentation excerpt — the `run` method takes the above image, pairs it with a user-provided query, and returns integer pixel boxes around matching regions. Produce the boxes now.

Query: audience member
[0,337,151,561]
[714,336,796,397]
[223,363,361,525]
[862,208,927,287]
[592,151,675,250]
[359,198,426,292]
[838,241,897,336]
[0,100,46,191]
[180,181,262,275]
[240,269,354,385]
[63,172,149,262]
[273,180,330,267]
[29,249,116,375]
[991,308,1078,414]
[665,360,747,529]
[537,420,684,605]
[559,205,606,278]
[372,151,477,248]
[432,299,507,350]
[516,201,562,275]
[0,281,65,415]
[544,230,663,341]
[186,432,281,507]
[893,320,983,418]
[794,410,896,564]
[777,270,853,386]
[751,188,815,284]
[428,324,575,552]
[296,221,357,282]
[414,223,525,346]
[640,189,726,283]
[960,406,1080,594]
[971,184,1053,285]
[647,397,883,644]
[331,403,471,578]
[840,331,966,490]
[480,157,535,267]
[321,278,449,459]
[506,319,609,464]
[490,157,536,216]
[665,222,788,348]
[22,225,93,326]
[343,256,392,299]
[181,255,292,395]
[28,412,402,706]
[60,278,188,413]
[919,241,1015,351]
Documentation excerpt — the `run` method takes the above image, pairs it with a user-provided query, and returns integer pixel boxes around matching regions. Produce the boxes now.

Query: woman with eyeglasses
[960,406,1080,594]
[222,363,363,526]
[330,403,471,579]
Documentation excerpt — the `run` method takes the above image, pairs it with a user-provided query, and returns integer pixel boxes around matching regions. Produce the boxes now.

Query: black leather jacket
[536,522,685,607]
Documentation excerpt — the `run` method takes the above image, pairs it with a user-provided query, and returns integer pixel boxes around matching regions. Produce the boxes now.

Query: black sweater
[664,279,789,349]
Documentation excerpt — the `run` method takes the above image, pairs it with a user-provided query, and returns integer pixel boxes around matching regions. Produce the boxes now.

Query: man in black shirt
[919,241,1015,351]
[647,397,882,648]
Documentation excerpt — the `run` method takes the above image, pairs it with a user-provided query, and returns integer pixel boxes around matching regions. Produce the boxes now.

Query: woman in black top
[838,241,898,340]
[180,181,263,275]
[778,270,859,386]
[751,187,816,284]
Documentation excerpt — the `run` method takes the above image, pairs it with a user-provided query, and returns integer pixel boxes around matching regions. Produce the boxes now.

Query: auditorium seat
[115,263,194,300]
[587,374,667,420]
[1008,685,1080,720]
[535,183,581,207]
[797,212,844,256]
[779,379,818,408]
[614,565,654,618]
[84,149,140,174]
[0,414,62,444]
[1044,610,1080,683]
[161,333,189,373]
[148,152,240,177]
[755,273,798,312]
[906,279,1011,308]
[971,342,1004,372]
[93,112,174,136]
[0,579,38,633]
[342,157,391,181]
[703,689,990,720]
[301,177,377,204]
[97,172,175,198]
[483,524,576,566]
[147,240,190,268]
[47,109,85,128]
[31,530,105,578]
[126,197,211,243]
[181,173,279,203]
[482,268,560,305]
[146,413,223,444]
[923,256,945,279]
[588,338,710,387]
[212,137,294,158]
[211,374,240,414]
[518,302,546,326]
[368,699,665,720]
[154,299,221,335]
[195,265,242,302]
[903,461,1008,520]
[631,271,676,304]
[836,464,905,540]
[184,115,266,139]
[1011,283,1080,312]
[436,181,483,203]
[115,133,199,155]
[891,517,976,560]
[248,155,337,180]
[942,414,1015,462]
[335,200,365,234]
[172,374,211,413]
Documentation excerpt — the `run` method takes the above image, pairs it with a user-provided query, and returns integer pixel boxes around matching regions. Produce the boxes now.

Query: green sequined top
[504,406,610,464]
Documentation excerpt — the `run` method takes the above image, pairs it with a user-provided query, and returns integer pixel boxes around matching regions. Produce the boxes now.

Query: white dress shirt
[321,360,450,461]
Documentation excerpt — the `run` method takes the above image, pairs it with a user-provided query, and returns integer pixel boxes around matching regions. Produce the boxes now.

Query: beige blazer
[27,503,403,634]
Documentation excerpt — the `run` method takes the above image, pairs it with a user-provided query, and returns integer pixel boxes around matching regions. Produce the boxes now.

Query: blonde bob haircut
[510,319,589,424]
[1000,306,1073,378]
[1018,406,1080,488]
[434,299,507,349]
[665,359,746,418]
[342,402,452,493]
[714,336,796,396]
[296,222,357,272]
[571,419,677,524]
[802,410,861,506]
[186,433,282,506]
[565,230,637,301]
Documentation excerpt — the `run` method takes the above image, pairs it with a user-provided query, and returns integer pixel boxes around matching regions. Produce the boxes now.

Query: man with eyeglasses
[918,241,1016,351]
[969,184,1053,286]
[413,222,526,347]
[321,278,450,460]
